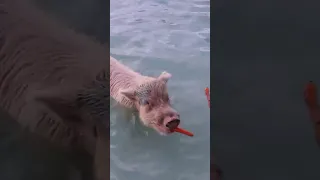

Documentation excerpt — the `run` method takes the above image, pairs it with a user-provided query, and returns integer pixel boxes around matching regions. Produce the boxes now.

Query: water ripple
[111,0,210,179]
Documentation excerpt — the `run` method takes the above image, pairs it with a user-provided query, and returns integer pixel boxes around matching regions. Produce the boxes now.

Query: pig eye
[140,99,149,106]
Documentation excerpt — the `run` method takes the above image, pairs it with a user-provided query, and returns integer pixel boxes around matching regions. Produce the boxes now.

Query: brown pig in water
[110,56,180,135]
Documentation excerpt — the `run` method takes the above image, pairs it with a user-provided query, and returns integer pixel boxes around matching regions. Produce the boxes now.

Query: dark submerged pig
[0,0,108,179]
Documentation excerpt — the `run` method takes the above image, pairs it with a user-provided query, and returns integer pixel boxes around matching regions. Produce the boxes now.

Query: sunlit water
[110,0,210,179]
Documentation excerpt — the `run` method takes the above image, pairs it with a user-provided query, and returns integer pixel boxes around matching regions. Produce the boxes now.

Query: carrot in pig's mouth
[166,118,194,136]
[174,127,194,137]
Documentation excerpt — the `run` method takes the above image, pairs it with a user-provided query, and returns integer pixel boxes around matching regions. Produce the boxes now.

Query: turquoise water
[110,0,210,179]
[0,1,210,179]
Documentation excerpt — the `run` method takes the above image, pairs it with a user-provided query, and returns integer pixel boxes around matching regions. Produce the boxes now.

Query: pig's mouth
[165,119,180,132]
[147,117,181,135]
[153,119,180,135]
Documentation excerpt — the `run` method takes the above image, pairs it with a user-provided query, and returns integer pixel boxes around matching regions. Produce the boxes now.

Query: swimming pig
[110,56,180,135]
[0,0,108,179]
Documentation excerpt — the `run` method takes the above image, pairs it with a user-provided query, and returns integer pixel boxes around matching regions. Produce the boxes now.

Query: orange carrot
[304,81,318,108]
[174,127,194,137]
[205,87,210,108]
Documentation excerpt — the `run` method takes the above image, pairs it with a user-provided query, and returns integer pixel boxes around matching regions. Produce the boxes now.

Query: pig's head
[120,71,180,135]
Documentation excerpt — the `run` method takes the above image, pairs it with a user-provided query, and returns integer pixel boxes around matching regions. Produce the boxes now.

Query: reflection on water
[110,0,210,179]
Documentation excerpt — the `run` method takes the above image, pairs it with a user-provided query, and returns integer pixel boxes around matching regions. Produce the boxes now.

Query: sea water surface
[110,0,210,179]
[0,0,209,180]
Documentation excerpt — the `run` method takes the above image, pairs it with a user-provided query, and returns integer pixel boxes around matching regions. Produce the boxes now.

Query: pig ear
[120,88,136,101]
[158,71,172,83]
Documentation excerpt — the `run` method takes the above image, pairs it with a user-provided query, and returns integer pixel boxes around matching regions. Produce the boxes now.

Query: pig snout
[164,113,180,131]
